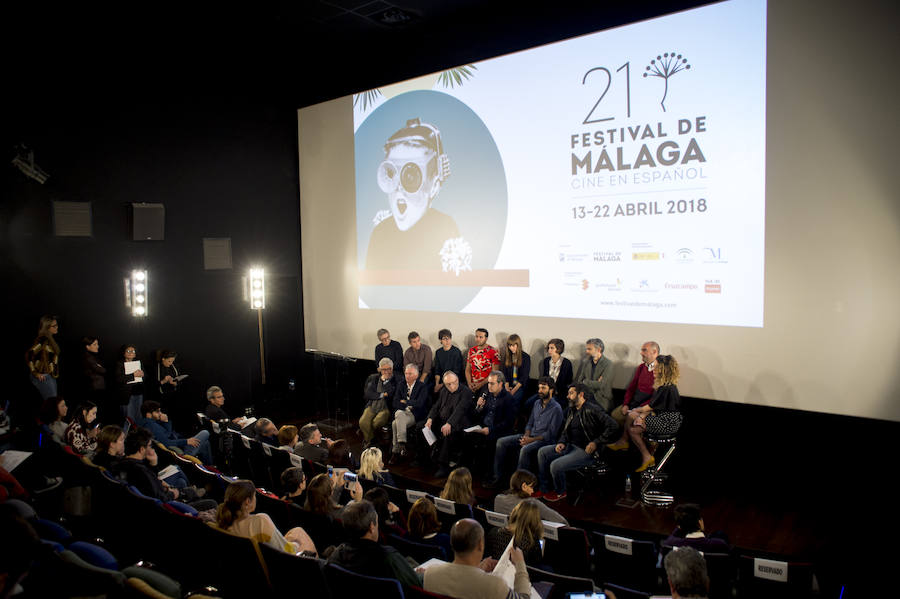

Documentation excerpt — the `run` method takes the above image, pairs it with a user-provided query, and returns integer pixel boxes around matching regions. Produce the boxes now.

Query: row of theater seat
[178,424,818,599]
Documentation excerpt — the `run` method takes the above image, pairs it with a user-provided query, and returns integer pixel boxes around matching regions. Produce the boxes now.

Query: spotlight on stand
[249,267,266,384]
[131,270,148,317]
[249,268,265,310]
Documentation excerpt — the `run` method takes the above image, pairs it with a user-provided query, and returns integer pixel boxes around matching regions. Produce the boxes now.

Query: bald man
[613,341,660,427]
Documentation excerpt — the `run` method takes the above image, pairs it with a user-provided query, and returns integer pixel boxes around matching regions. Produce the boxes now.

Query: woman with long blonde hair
[439,466,475,506]
[606,355,682,472]
[217,479,317,555]
[358,447,396,486]
[485,498,546,567]
[27,315,60,399]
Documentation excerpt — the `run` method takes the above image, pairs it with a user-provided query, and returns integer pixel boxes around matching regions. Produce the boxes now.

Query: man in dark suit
[390,363,431,463]
[424,371,474,478]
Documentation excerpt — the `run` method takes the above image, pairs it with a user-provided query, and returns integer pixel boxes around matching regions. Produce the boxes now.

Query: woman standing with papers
[115,344,144,422]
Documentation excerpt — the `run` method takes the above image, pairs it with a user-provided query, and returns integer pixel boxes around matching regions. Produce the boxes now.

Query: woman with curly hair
[26,315,60,400]
[358,447,396,486]
[607,354,682,472]
[484,498,547,568]
[217,479,317,554]
[439,466,475,506]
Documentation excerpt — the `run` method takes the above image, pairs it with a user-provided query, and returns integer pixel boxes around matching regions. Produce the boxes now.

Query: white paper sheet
[124,360,142,383]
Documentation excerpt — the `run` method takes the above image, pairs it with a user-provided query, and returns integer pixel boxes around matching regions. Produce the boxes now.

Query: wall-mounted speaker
[132,203,165,241]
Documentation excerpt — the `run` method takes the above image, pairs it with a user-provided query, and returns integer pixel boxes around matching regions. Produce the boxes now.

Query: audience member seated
[484,499,548,570]
[358,447,396,486]
[611,341,660,427]
[663,503,731,554]
[500,334,531,407]
[115,344,145,423]
[65,400,99,456]
[137,400,212,464]
[574,337,614,411]
[277,425,299,451]
[0,506,42,599]
[204,385,248,430]
[540,338,573,403]
[390,363,430,463]
[465,328,501,395]
[375,328,405,378]
[326,499,422,587]
[280,466,307,506]
[537,383,619,502]
[494,470,567,525]
[407,497,452,558]
[304,471,363,519]
[433,329,464,394]
[404,331,433,384]
[39,396,68,446]
[253,418,279,445]
[295,423,335,464]
[91,425,125,470]
[607,355,682,472]
[364,486,408,540]
[361,358,397,447]
[424,518,531,599]
[424,371,474,478]
[664,546,710,599]
[440,467,476,507]
[490,377,563,487]
[217,479,317,555]
[113,428,216,511]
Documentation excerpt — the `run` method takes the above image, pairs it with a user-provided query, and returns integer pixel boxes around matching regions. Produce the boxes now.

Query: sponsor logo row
[558,248,728,264]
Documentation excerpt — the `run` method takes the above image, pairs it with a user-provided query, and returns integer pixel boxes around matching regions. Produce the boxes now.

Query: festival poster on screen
[353,0,765,327]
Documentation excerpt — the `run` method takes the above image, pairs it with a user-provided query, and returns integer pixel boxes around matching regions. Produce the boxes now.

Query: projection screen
[299,0,900,422]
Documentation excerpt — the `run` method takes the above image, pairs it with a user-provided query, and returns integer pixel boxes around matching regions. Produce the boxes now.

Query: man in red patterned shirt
[465,328,500,393]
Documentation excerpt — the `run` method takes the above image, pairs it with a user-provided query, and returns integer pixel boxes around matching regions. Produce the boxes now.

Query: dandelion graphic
[439,237,473,276]
[643,52,691,112]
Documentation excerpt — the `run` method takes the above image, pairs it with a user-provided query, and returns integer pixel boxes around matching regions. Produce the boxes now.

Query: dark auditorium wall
[2,97,305,417]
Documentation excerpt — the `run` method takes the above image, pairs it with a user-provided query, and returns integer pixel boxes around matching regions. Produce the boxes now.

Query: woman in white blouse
[216,480,317,555]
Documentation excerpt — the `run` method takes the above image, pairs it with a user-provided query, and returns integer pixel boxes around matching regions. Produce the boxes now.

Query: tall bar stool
[639,430,678,506]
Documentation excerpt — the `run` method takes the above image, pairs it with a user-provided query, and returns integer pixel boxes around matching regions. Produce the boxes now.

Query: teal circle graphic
[356,90,508,312]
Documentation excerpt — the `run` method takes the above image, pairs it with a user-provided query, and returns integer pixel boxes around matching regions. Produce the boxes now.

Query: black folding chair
[258,544,329,598]
[526,565,594,599]
[386,533,448,562]
[591,531,660,593]
[543,525,591,578]
[737,554,815,599]
[323,563,405,599]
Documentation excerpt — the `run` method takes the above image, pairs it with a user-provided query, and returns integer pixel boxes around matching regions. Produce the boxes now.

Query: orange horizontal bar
[360,269,530,287]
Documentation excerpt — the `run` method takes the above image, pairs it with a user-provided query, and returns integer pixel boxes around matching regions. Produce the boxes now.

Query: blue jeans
[493,434,553,482]
[31,374,57,400]
[126,394,144,423]
[537,444,594,493]
[183,429,212,464]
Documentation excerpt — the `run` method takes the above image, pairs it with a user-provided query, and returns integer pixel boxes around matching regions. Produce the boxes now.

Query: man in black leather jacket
[536,383,619,501]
